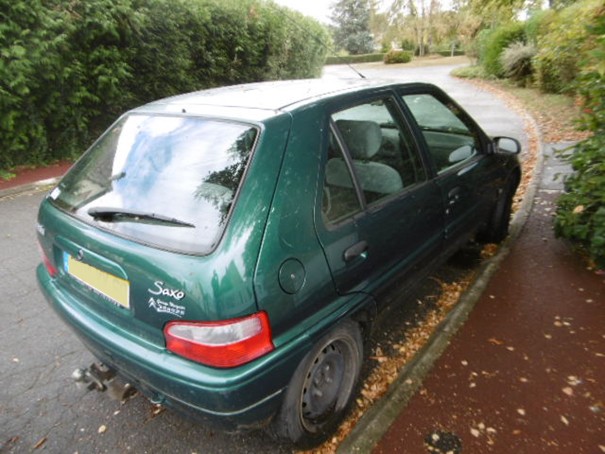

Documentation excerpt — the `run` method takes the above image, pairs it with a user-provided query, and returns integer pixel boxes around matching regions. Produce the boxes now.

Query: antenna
[346,62,366,79]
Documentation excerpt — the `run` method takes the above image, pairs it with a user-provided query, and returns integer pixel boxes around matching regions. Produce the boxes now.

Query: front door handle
[343,240,368,262]
[448,187,461,205]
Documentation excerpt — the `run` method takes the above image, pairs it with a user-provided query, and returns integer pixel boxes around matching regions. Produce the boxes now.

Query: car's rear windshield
[50,114,258,255]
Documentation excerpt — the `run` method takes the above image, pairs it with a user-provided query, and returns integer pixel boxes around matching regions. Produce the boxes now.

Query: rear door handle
[343,240,368,262]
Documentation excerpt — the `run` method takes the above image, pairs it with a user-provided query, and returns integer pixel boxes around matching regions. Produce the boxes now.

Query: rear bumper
[36,265,311,431]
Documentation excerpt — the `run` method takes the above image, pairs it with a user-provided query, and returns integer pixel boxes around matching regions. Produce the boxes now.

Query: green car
[36,79,521,447]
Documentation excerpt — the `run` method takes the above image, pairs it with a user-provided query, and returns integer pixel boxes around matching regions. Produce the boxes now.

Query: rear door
[315,93,443,297]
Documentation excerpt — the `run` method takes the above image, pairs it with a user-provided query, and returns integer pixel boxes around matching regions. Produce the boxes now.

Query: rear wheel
[272,320,363,448]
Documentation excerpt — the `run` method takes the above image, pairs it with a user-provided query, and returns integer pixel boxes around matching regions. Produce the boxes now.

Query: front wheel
[272,320,363,448]
[478,177,518,244]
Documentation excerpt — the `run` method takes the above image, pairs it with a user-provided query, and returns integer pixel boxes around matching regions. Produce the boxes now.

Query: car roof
[134,79,425,122]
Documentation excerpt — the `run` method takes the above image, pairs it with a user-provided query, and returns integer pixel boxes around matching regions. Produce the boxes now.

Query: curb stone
[0,177,61,200]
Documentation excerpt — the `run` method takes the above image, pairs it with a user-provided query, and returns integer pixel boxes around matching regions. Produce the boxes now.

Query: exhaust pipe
[72,363,136,401]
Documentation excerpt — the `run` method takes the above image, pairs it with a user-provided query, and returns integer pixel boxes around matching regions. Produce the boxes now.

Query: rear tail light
[164,311,274,368]
[38,243,58,277]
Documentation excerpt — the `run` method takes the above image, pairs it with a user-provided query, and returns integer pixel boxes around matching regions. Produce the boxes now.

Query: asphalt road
[0,63,529,453]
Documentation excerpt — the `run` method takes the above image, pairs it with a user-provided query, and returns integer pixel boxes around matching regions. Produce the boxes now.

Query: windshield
[50,114,258,255]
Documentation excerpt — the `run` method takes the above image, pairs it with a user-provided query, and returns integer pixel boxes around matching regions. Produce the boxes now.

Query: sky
[272,0,334,23]
[272,0,457,23]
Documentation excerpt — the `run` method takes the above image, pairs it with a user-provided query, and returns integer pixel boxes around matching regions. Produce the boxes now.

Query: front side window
[51,114,258,255]
[402,94,480,173]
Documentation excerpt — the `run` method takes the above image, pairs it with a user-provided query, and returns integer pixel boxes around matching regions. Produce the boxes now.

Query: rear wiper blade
[87,207,195,228]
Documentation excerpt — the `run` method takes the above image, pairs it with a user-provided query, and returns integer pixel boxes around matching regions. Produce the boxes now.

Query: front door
[400,91,494,248]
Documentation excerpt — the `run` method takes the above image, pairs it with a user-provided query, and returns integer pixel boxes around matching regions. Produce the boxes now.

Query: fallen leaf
[151,405,165,417]
[562,387,573,396]
[33,437,47,449]
[470,428,480,437]
[517,408,526,416]
[488,338,504,345]
[560,415,569,426]
[7,436,19,445]
[370,356,388,363]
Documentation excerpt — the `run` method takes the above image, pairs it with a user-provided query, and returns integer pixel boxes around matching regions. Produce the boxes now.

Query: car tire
[479,177,517,244]
[271,319,363,448]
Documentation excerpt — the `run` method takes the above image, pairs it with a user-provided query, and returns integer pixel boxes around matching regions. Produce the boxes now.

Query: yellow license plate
[66,254,130,309]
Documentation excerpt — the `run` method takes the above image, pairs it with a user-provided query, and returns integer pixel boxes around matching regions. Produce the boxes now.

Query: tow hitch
[72,363,136,401]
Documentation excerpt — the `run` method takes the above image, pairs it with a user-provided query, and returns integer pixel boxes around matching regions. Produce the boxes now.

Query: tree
[331,0,375,54]
[388,0,443,56]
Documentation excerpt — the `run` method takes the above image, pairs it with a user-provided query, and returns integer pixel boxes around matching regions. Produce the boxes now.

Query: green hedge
[384,50,412,64]
[435,50,466,57]
[325,53,385,65]
[0,0,329,171]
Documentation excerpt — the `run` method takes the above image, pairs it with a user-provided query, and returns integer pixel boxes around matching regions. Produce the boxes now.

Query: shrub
[555,6,605,268]
[384,50,412,64]
[451,65,489,79]
[479,22,526,78]
[500,41,536,83]
[524,9,555,45]
[555,136,605,269]
[533,0,602,93]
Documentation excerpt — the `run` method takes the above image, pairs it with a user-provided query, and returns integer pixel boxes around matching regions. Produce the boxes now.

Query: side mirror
[493,136,521,154]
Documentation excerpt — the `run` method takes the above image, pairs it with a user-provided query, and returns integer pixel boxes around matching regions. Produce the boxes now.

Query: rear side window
[51,114,258,255]
[321,97,427,224]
